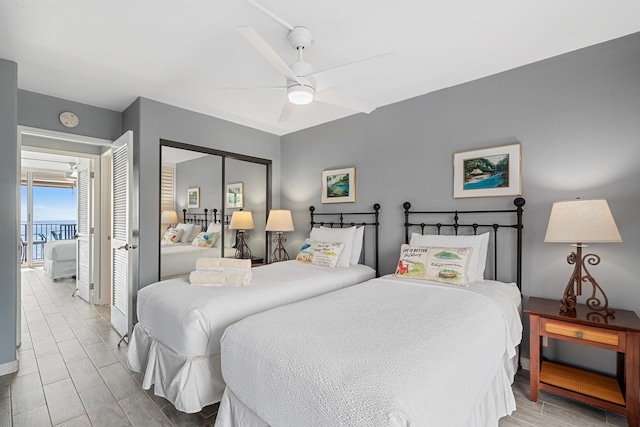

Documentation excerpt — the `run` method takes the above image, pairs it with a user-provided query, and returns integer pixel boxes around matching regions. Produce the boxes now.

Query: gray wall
[174,154,223,215]
[281,33,640,372]
[123,98,281,298]
[0,59,18,368]
[19,90,122,140]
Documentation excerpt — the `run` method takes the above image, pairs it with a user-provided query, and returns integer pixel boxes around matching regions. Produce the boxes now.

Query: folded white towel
[189,269,252,286]
[195,257,251,270]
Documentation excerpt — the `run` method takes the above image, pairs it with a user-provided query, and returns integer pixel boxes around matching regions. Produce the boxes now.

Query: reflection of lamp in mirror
[161,210,178,228]
[229,211,254,259]
[266,210,295,263]
[544,198,622,316]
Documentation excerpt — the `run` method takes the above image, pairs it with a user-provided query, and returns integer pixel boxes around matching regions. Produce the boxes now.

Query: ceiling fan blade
[314,89,376,114]
[278,101,296,122]
[308,53,397,92]
[244,0,294,31]
[237,27,302,85]
[209,86,285,92]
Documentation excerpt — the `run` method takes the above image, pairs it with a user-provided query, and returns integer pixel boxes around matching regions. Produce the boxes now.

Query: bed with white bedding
[128,204,381,413]
[43,240,76,279]
[159,209,236,279]
[217,276,522,427]
[160,242,221,279]
[214,198,526,426]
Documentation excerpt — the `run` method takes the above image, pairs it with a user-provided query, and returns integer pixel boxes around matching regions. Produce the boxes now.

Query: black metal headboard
[182,208,221,229]
[403,198,525,290]
[309,203,381,276]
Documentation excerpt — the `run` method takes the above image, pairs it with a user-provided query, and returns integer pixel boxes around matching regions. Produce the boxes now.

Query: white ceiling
[162,146,209,166]
[22,150,80,175]
[1,1,639,136]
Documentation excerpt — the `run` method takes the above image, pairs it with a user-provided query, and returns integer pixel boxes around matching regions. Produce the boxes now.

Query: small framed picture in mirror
[226,182,244,208]
[187,187,200,209]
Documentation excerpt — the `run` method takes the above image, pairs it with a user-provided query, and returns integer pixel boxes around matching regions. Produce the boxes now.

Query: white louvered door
[110,131,135,338]
[75,158,92,303]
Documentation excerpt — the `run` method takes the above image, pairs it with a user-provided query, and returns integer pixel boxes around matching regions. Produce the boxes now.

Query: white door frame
[17,126,112,345]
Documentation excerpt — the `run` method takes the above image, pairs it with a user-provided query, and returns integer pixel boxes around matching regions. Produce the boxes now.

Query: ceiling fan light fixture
[287,85,314,105]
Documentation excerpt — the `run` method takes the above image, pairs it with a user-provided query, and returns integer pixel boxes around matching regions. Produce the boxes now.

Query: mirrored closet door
[159,140,271,280]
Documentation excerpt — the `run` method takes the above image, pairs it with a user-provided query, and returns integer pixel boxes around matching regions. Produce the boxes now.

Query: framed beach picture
[187,187,200,209]
[226,182,244,208]
[453,143,522,199]
[322,167,356,204]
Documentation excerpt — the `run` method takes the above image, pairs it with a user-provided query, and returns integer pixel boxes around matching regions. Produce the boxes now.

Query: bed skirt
[214,356,518,427]
[127,323,224,413]
[44,259,75,280]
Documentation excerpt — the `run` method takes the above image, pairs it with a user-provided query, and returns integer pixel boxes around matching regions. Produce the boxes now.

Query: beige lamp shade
[544,199,622,243]
[265,210,294,232]
[229,211,254,230]
[161,210,179,224]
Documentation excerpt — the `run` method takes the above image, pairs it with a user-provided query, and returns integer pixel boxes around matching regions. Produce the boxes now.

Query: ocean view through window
[21,184,78,262]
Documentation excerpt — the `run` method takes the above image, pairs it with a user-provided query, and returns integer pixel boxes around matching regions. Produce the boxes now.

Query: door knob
[117,243,137,251]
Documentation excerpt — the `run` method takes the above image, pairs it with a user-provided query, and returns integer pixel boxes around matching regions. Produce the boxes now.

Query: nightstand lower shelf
[540,361,625,406]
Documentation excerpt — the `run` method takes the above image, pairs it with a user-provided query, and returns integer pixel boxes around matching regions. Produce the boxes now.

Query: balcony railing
[20,223,77,263]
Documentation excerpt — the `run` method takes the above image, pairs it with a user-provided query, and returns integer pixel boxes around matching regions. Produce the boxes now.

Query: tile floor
[501,370,628,427]
[0,268,630,426]
[1,268,217,426]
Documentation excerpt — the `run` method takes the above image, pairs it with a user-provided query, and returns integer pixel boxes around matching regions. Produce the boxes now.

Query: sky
[21,185,77,223]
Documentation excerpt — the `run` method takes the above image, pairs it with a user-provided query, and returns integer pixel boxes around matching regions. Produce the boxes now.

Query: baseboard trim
[0,357,18,376]
[520,356,530,371]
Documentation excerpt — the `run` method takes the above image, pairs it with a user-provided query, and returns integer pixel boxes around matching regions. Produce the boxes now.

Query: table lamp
[161,210,178,228]
[229,210,254,259]
[544,198,622,316]
[266,210,295,263]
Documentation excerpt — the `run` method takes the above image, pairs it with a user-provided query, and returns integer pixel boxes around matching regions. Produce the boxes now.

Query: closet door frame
[159,139,272,277]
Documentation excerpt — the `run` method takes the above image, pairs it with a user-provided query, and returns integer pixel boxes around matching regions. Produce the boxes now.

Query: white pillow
[206,223,234,248]
[223,226,236,249]
[189,225,202,242]
[176,223,196,243]
[207,222,221,233]
[310,227,356,268]
[409,232,489,282]
[320,225,364,265]
[350,226,364,265]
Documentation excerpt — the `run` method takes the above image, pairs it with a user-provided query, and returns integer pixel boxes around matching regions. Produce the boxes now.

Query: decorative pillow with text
[395,244,474,286]
[296,238,315,264]
[191,232,219,248]
[162,227,184,244]
[311,241,346,268]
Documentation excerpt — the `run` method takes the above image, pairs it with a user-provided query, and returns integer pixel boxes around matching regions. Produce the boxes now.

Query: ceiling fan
[234,0,397,122]
[67,162,78,179]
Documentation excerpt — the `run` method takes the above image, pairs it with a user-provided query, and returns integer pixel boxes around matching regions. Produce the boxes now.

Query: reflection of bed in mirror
[160,208,234,279]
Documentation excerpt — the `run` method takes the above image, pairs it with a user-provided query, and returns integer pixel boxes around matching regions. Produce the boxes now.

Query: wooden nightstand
[250,257,264,267]
[525,297,640,427]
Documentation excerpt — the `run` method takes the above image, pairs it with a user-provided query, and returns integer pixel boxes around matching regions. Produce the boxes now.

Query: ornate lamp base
[234,231,252,259]
[560,245,614,317]
[269,232,290,263]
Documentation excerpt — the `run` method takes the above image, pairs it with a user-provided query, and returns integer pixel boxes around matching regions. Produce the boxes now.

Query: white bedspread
[128,261,375,412]
[160,243,220,279]
[137,261,375,356]
[218,276,522,427]
[44,240,76,261]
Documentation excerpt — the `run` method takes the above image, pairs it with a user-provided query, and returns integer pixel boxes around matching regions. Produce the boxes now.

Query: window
[161,166,175,213]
